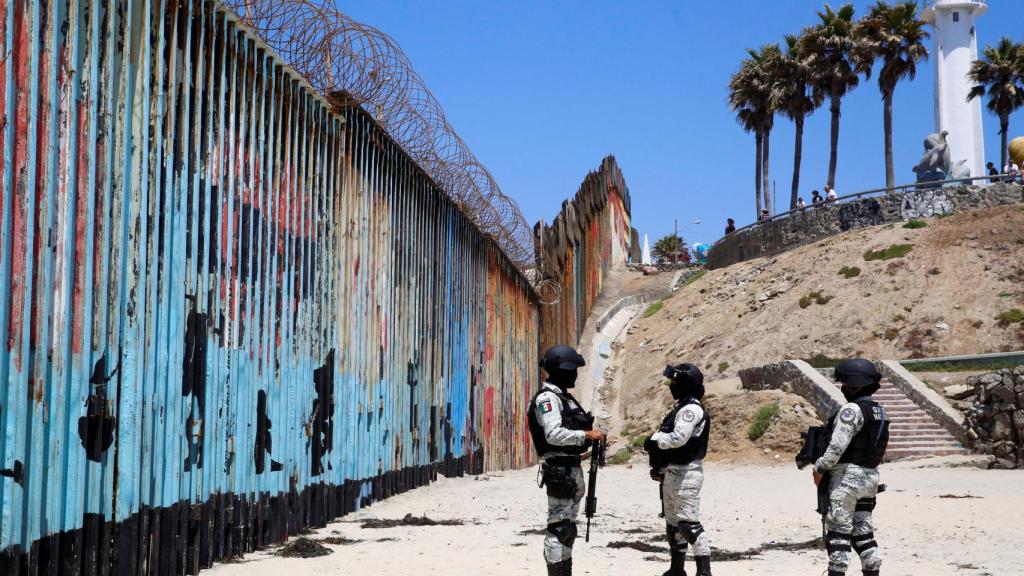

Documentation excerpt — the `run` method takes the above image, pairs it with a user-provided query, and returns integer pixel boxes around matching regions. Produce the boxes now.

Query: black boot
[546,559,571,576]
[663,524,687,576]
[662,549,686,576]
[863,571,879,576]
[694,556,711,575]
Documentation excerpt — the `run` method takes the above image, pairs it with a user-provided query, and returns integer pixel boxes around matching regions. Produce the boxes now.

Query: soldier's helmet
[663,363,705,400]
[540,345,586,372]
[833,358,882,399]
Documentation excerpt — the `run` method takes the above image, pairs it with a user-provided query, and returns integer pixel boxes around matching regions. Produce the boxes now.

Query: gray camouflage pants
[825,464,882,574]
[544,466,585,564]
[662,463,712,557]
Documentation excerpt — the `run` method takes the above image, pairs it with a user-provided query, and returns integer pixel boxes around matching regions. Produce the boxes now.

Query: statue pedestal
[915,169,946,190]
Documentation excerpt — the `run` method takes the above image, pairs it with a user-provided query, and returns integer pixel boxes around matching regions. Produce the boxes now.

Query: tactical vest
[528,387,594,457]
[656,399,710,465]
[830,398,889,468]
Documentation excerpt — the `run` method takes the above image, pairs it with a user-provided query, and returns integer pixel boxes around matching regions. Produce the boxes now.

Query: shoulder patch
[540,400,554,414]
[839,407,856,424]
[681,409,696,423]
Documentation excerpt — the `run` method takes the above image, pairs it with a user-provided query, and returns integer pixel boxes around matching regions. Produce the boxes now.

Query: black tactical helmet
[664,363,705,400]
[833,358,882,400]
[664,363,703,386]
[540,345,586,371]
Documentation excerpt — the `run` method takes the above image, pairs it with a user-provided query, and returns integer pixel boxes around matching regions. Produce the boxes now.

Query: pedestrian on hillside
[813,359,889,576]
[825,184,838,202]
[724,218,736,235]
[1005,160,1021,183]
[528,345,605,576]
[757,209,770,221]
[797,197,807,209]
[987,162,999,183]
[811,190,823,204]
[644,363,714,576]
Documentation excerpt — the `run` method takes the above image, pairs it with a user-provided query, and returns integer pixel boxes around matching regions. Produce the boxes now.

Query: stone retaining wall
[963,367,1024,469]
[708,182,1024,269]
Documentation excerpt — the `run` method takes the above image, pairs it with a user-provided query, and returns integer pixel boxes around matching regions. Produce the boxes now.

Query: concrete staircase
[876,380,968,461]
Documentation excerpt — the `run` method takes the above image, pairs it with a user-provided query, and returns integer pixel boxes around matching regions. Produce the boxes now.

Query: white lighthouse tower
[921,0,987,179]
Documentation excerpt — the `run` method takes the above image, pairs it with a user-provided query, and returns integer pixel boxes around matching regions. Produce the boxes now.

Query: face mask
[841,383,878,401]
[548,368,578,389]
[670,386,684,401]
[669,381,692,401]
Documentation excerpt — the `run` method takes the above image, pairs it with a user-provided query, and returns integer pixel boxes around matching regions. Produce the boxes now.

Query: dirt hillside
[606,378,822,464]
[607,205,1024,452]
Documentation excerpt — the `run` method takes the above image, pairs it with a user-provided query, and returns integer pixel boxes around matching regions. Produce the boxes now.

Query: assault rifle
[796,425,831,514]
[584,438,606,542]
[796,424,888,516]
[643,436,667,518]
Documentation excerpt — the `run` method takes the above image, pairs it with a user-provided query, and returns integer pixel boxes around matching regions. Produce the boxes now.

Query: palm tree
[968,37,1024,171]
[802,3,861,189]
[779,32,824,209]
[854,1,929,189]
[753,44,785,215]
[729,58,767,216]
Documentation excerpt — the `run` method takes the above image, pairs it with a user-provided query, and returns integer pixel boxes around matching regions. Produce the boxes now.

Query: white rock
[943,384,974,400]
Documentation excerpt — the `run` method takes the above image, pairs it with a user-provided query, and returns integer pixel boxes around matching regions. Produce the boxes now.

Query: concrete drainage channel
[587,298,648,434]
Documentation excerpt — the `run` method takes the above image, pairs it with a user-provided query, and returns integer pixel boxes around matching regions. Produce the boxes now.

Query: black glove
[643,436,658,453]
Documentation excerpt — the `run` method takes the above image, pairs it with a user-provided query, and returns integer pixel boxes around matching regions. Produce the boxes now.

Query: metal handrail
[715,174,1016,245]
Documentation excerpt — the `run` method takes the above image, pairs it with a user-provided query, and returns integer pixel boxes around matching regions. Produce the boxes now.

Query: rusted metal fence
[0,1,540,573]
[535,157,633,349]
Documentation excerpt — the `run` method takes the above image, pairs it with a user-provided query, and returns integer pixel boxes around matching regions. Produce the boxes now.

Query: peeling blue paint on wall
[0,1,541,573]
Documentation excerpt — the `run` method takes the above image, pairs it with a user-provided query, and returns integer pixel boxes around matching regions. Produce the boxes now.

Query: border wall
[535,157,633,349]
[0,1,540,573]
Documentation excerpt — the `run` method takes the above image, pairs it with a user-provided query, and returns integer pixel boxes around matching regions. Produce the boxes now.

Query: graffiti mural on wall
[900,189,954,220]
[0,1,539,574]
[534,156,633,350]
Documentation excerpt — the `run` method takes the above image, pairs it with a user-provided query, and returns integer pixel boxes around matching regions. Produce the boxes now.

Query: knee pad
[825,530,852,554]
[665,523,688,552]
[547,520,578,548]
[678,521,705,544]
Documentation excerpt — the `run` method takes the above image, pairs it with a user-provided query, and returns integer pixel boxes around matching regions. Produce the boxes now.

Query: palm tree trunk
[1000,115,1009,170]
[828,93,841,188]
[762,127,772,215]
[883,90,895,190]
[755,132,763,217]
[791,114,804,210]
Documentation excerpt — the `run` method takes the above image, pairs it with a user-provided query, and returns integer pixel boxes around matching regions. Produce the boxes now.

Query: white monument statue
[641,234,652,265]
[921,0,987,179]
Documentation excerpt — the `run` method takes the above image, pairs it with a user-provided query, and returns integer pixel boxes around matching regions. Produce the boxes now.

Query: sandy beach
[206,458,1022,576]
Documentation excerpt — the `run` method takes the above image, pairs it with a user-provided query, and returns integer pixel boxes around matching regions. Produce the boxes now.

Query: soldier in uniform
[528,345,605,576]
[813,358,890,576]
[645,363,713,576]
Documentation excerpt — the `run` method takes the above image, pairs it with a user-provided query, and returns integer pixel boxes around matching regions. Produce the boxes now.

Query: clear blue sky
[333,0,1024,247]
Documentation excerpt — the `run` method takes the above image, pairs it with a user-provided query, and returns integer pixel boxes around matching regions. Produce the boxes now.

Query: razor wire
[223,0,545,282]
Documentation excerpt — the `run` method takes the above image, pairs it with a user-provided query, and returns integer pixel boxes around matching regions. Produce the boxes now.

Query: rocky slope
[609,205,1024,446]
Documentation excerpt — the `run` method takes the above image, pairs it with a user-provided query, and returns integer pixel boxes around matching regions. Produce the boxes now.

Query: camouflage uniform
[653,402,712,563]
[534,382,588,567]
[815,402,883,575]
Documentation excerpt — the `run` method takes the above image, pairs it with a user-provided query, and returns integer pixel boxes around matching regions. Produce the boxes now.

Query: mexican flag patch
[540,401,553,414]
